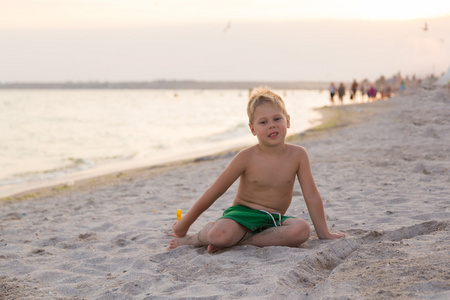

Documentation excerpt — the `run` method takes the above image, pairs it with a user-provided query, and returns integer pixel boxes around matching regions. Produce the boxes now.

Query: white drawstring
[259,210,282,227]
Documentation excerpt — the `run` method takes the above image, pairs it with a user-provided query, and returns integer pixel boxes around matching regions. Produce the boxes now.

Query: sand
[1,88,449,299]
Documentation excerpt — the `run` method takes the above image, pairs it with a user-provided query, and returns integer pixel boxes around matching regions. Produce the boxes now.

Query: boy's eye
[260,121,267,124]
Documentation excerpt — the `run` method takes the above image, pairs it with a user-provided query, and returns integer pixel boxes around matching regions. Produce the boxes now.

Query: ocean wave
[207,123,250,142]
[0,157,97,186]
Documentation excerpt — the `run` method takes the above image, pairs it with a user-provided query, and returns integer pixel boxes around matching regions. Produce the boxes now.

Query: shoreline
[0,99,383,203]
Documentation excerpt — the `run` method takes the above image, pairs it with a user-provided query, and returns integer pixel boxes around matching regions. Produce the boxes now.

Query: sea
[0,89,334,197]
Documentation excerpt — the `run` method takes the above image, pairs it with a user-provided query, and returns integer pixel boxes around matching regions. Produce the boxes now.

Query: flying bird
[223,21,231,33]
[422,22,428,31]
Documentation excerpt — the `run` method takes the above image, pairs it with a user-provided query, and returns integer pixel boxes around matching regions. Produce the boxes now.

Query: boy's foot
[207,244,225,253]
[168,234,202,250]
[169,221,217,250]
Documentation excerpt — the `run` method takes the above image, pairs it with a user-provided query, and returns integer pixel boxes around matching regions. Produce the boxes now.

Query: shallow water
[0,89,332,196]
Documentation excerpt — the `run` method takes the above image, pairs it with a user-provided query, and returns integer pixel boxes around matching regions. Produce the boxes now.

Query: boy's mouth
[268,132,278,138]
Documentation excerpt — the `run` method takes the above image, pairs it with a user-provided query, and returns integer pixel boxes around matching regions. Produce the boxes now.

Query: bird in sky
[223,21,231,33]
[422,22,428,31]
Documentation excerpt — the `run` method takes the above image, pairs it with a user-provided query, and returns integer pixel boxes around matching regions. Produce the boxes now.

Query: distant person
[384,85,392,99]
[400,80,405,91]
[338,83,345,104]
[360,85,367,102]
[329,83,336,104]
[350,80,358,101]
[368,84,377,101]
[169,87,344,253]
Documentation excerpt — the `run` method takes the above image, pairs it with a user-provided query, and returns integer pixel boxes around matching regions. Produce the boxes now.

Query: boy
[169,87,344,253]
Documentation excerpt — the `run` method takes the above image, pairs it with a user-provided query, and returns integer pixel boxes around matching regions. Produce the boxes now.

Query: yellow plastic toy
[176,209,182,222]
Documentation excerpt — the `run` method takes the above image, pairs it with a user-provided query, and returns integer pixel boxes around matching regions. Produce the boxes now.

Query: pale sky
[1,0,450,82]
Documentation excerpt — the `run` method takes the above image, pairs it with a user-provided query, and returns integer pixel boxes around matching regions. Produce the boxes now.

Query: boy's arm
[172,151,247,237]
[296,148,344,239]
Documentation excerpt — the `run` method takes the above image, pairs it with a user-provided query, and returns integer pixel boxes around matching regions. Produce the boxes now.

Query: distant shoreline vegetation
[0,80,331,90]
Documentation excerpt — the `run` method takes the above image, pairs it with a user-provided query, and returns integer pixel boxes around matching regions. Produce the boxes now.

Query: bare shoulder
[229,145,258,165]
[286,144,309,158]
[236,145,259,158]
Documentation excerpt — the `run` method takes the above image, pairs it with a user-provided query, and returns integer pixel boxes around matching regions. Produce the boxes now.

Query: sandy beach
[1,87,449,299]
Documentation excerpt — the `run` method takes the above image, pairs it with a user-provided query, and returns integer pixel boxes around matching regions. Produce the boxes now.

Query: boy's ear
[249,123,256,136]
[287,114,291,128]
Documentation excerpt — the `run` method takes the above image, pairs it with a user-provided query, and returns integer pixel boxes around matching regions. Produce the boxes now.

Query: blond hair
[247,87,288,123]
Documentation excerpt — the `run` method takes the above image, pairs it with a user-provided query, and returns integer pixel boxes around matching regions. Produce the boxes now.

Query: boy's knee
[206,225,234,247]
[289,220,310,245]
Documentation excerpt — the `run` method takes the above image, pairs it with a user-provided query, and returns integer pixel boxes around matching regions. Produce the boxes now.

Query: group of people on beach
[329,79,395,104]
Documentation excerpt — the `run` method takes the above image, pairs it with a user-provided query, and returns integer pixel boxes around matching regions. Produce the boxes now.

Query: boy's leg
[238,218,310,248]
[168,219,249,252]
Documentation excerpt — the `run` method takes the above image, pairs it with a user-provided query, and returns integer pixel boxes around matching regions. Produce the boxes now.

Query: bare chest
[244,160,298,189]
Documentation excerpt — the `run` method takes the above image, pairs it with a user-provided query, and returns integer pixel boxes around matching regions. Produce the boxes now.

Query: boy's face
[249,102,290,146]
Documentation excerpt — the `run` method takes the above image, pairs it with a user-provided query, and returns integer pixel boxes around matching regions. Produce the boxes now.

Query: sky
[1,0,450,83]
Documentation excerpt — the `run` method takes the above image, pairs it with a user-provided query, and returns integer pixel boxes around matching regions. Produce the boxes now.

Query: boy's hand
[172,220,188,237]
[328,232,345,239]
[320,231,345,239]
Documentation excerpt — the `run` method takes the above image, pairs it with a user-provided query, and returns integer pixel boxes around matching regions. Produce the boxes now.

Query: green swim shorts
[218,205,295,233]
